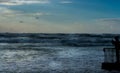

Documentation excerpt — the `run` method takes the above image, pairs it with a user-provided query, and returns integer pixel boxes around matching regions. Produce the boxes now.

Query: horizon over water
[0,0,120,72]
[0,33,119,47]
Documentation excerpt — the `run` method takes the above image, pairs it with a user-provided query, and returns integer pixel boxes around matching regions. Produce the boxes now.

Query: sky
[0,0,120,33]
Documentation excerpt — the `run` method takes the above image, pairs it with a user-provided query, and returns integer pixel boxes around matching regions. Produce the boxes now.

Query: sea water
[0,33,119,73]
[0,44,119,73]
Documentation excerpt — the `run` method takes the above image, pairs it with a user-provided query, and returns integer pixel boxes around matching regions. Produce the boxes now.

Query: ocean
[0,33,119,73]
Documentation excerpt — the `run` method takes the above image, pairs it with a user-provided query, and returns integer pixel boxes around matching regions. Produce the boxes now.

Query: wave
[0,33,119,46]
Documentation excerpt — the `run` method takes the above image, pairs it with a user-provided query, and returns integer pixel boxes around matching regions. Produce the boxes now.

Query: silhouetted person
[112,36,120,63]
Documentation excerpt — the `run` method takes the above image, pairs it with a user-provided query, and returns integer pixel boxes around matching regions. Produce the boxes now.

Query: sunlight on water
[49,61,63,70]
[0,46,119,73]
[57,49,89,58]
[0,50,38,62]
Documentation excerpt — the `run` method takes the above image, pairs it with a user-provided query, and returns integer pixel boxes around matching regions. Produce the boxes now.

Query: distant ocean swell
[0,33,119,46]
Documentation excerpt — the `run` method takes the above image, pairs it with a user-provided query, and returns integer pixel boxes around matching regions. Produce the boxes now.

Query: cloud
[0,0,73,5]
[30,12,51,16]
[0,7,13,14]
[0,0,50,5]
[0,7,26,18]
[97,18,120,25]
[60,1,72,4]
[0,7,50,18]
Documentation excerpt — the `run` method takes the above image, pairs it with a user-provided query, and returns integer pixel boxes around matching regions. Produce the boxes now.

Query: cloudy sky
[0,0,120,33]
